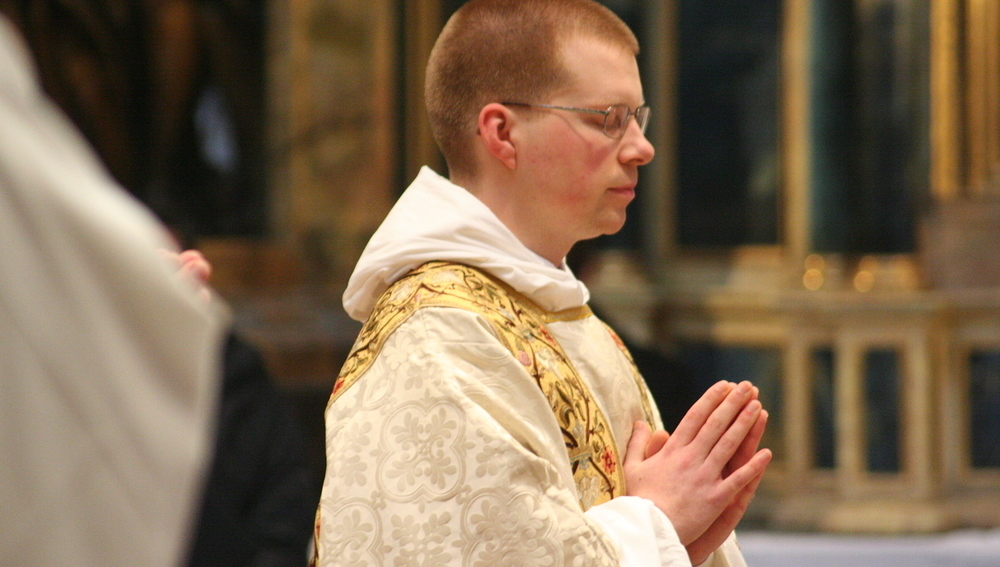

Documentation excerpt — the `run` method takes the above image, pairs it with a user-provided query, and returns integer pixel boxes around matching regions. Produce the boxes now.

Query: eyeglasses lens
[605,106,627,138]
[635,106,650,134]
[605,105,650,138]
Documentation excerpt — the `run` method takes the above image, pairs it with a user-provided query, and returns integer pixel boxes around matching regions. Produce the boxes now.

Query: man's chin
[598,219,627,238]
[606,211,628,234]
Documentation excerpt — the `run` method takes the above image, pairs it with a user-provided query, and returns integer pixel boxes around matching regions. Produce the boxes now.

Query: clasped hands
[623,380,772,566]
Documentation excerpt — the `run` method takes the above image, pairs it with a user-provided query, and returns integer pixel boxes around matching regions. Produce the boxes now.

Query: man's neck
[450,173,570,266]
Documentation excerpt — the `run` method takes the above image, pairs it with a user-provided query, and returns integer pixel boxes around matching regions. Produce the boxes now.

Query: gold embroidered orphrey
[329,261,656,510]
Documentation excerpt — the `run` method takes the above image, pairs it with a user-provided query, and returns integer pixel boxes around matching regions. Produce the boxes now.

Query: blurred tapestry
[0,0,268,239]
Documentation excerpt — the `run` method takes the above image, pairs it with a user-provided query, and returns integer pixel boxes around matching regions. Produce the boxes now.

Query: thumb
[625,420,651,467]
[645,428,670,459]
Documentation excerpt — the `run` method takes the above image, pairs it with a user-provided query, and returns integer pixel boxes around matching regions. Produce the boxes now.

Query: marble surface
[738,530,1000,567]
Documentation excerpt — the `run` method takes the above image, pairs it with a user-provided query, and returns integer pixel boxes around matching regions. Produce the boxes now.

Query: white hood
[343,167,590,321]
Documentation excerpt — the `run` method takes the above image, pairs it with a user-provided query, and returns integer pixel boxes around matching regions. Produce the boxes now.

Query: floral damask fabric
[331,263,643,509]
[314,263,745,567]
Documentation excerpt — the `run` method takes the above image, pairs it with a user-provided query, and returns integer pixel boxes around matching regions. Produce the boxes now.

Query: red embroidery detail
[607,328,626,350]
[602,447,616,474]
[539,326,555,344]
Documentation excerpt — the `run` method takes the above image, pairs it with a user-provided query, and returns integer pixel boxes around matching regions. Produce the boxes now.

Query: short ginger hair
[425,0,639,178]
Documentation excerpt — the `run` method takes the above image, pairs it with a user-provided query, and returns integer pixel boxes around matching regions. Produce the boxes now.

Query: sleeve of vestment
[0,16,226,567]
[317,306,745,567]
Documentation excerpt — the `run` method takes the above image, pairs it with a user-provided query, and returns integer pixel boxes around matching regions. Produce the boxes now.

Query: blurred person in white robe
[0,13,226,566]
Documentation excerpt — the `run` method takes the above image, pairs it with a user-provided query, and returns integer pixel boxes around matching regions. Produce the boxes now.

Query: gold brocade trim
[540,304,593,323]
[329,261,625,509]
[602,323,657,426]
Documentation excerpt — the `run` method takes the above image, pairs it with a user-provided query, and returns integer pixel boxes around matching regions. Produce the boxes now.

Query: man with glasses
[314,1,770,566]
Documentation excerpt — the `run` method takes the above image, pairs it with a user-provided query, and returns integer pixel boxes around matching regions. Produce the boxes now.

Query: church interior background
[9,0,1000,539]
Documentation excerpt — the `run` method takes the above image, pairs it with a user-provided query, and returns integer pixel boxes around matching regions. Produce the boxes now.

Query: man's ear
[477,103,517,170]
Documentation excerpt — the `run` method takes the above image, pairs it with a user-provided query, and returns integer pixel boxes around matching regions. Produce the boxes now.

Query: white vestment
[0,16,226,566]
[316,167,746,567]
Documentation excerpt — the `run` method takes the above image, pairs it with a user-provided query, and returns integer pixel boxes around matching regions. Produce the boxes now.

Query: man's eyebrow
[606,99,647,107]
[576,100,645,108]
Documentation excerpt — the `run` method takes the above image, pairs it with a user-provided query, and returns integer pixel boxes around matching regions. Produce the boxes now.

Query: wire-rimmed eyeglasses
[501,102,650,139]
